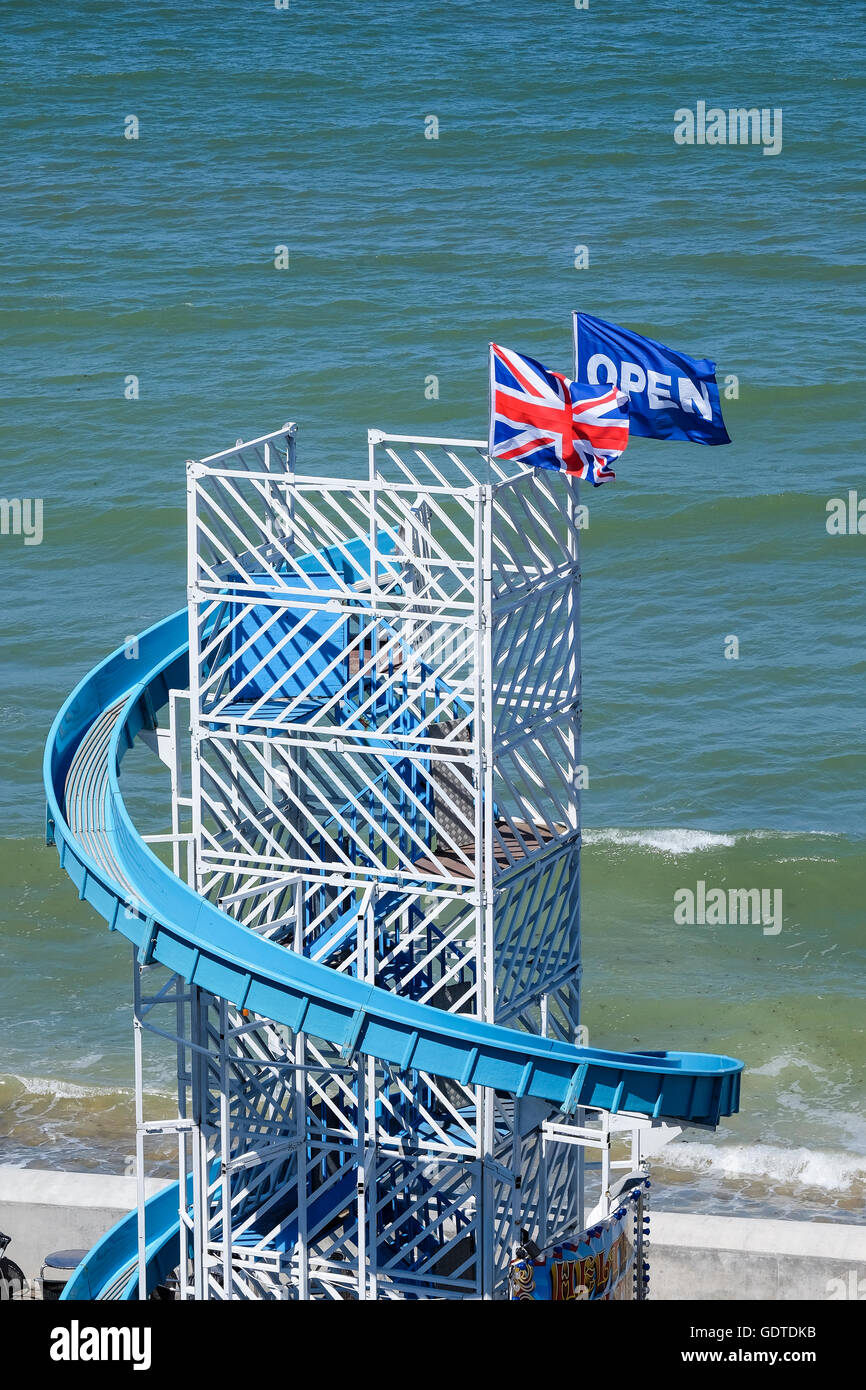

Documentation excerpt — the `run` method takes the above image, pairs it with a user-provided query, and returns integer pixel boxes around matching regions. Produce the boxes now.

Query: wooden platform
[414,817,561,879]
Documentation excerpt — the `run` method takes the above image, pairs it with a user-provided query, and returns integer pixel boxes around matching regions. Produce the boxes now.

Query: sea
[1,0,864,1226]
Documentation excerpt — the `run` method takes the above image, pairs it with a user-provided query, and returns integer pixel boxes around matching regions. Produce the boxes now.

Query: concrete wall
[650,1211,866,1301]
[0,1166,171,1284]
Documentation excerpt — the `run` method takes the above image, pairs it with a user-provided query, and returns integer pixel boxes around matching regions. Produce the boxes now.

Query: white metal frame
[125,421,662,1300]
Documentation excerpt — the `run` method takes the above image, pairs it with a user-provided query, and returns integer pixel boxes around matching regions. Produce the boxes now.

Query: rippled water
[1,0,864,1224]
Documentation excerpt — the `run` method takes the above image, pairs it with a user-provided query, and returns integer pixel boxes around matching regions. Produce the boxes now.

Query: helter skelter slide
[45,423,742,1300]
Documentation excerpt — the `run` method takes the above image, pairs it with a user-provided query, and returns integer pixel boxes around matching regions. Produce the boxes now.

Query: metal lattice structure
[45,408,743,1301]
[135,424,586,1298]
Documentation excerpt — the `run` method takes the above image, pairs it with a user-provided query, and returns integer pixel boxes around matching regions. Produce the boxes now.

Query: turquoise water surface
[1,0,864,1222]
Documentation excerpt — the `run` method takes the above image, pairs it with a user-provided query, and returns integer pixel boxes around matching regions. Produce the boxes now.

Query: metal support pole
[218,996,233,1298]
[190,986,207,1300]
[133,951,147,1299]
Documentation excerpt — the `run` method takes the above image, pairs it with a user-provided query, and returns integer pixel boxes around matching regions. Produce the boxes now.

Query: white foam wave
[776,856,838,864]
[745,828,837,841]
[583,827,736,855]
[749,1053,814,1078]
[582,827,842,856]
[6,1074,130,1100]
[657,1141,866,1193]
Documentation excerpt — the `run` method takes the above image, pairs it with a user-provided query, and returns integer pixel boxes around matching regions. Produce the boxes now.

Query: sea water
[1,0,864,1222]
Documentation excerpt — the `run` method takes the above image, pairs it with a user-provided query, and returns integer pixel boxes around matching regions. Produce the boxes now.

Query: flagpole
[567,315,585,1221]
[486,342,495,474]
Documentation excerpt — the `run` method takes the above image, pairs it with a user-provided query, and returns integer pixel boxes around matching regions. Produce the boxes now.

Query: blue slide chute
[46,593,742,1299]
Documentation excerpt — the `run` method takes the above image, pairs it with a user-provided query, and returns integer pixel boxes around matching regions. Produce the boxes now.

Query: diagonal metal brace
[562,1062,588,1115]
[137,915,158,966]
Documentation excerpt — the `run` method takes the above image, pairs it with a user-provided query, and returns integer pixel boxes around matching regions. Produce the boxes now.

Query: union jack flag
[489,342,630,486]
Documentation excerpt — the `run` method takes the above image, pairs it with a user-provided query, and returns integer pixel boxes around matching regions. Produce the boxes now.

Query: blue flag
[573,313,731,445]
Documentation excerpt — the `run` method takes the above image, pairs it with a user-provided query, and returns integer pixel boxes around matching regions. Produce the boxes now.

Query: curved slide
[46,592,742,1299]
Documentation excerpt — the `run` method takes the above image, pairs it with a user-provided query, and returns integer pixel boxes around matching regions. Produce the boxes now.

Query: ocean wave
[582,827,842,856]
[776,856,838,863]
[0,1071,177,1103]
[657,1141,866,1193]
[3,1073,130,1100]
[744,829,838,841]
[583,828,737,854]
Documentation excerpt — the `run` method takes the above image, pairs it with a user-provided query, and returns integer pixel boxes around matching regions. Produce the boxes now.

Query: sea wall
[650,1211,866,1301]
[0,1166,171,1285]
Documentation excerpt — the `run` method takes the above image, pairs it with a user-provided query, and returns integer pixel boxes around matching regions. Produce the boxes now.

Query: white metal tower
[136,422,593,1299]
